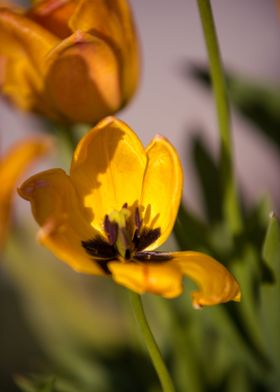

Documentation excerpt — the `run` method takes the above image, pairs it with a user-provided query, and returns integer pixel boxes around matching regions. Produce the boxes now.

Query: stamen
[85,205,162,264]
[82,236,117,259]
[104,215,118,245]
[134,227,161,251]
[135,251,173,263]
[134,207,142,238]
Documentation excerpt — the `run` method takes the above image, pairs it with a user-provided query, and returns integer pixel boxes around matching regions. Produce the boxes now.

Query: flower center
[81,203,169,273]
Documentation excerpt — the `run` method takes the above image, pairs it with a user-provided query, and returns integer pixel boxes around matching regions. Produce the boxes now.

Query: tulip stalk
[196,0,242,235]
[129,292,176,392]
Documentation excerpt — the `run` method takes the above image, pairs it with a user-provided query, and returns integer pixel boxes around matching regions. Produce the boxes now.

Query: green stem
[196,0,242,234]
[56,123,78,151]
[129,292,176,392]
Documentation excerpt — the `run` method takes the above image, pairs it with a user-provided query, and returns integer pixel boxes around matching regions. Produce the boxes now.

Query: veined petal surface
[69,0,139,102]
[27,0,77,39]
[0,8,58,68]
[18,169,104,274]
[0,8,59,74]
[69,0,123,43]
[140,136,183,250]
[0,7,58,110]
[70,117,147,232]
[45,31,121,123]
[172,251,241,307]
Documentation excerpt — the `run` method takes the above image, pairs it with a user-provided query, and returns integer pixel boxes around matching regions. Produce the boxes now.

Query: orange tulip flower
[0,0,139,124]
[19,117,240,307]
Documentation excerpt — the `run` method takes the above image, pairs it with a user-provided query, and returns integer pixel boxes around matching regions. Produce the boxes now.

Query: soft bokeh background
[1,1,280,391]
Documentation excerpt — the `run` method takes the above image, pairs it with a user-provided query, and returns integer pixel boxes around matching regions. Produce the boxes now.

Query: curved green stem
[197,0,242,235]
[129,292,176,392]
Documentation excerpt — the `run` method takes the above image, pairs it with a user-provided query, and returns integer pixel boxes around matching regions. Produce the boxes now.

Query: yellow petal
[172,251,241,308]
[27,0,76,39]
[0,8,58,67]
[44,31,121,123]
[69,0,123,43]
[140,136,183,250]
[0,138,49,248]
[1,56,37,110]
[0,56,5,87]
[108,260,183,298]
[18,168,104,275]
[0,7,58,111]
[69,0,139,103]
[111,0,140,102]
[70,117,147,231]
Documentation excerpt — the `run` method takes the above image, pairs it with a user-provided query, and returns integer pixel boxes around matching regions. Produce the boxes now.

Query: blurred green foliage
[189,63,280,152]
[173,65,280,390]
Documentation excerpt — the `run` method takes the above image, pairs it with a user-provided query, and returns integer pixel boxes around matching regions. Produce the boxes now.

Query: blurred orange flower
[0,138,50,248]
[0,0,139,124]
[19,117,240,307]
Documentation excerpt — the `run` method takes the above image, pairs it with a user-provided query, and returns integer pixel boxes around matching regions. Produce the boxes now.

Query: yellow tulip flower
[0,138,50,248]
[0,0,139,124]
[19,117,240,307]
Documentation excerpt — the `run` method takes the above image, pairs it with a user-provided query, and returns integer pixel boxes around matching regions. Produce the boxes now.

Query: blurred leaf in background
[188,62,280,153]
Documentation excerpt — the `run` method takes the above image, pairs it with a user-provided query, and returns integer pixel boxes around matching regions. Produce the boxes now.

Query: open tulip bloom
[19,117,240,307]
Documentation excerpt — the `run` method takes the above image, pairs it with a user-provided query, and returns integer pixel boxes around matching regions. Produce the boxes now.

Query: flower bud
[0,0,139,124]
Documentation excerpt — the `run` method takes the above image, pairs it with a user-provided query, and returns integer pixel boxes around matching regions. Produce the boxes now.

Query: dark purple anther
[134,207,142,238]
[104,215,118,245]
[135,251,172,262]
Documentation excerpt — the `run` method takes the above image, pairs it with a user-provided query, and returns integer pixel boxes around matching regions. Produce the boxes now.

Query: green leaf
[15,375,56,392]
[262,212,280,270]
[189,63,280,152]
[230,246,267,362]
[260,213,280,388]
[191,135,223,223]
[173,203,212,252]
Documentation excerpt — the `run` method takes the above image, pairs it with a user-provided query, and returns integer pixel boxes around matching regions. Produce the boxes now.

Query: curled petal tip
[18,177,50,200]
[172,251,241,307]
[190,280,241,308]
